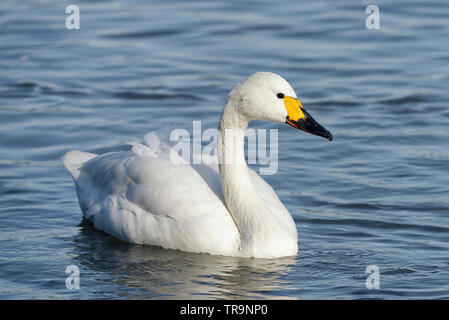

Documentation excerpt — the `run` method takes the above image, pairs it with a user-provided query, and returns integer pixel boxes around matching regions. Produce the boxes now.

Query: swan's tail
[62,150,97,180]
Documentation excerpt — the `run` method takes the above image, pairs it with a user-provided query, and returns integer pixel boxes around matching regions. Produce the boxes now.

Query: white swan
[62,72,332,258]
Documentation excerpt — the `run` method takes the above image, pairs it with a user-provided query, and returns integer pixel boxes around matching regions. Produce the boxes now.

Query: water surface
[1,0,449,299]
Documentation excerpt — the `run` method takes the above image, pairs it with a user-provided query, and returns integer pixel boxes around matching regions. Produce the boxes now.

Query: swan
[62,72,333,258]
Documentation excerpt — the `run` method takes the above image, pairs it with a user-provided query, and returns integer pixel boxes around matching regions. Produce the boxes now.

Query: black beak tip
[286,116,333,141]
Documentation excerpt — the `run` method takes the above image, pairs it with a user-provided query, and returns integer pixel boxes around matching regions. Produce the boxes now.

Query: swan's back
[63,131,296,256]
[62,134,241,256]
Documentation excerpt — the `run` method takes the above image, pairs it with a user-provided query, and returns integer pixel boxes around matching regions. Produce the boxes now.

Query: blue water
[1,0,449,299]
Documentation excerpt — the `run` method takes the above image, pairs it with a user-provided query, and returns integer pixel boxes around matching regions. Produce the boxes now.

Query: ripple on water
[0,0,448,299]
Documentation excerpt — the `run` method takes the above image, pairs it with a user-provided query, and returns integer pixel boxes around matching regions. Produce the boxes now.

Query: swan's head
[227,72,333,141]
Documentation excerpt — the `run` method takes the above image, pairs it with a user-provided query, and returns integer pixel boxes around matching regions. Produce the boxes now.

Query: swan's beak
[284,96,333,141]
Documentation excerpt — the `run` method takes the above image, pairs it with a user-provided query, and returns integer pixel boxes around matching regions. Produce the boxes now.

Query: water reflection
[72,220,297,299]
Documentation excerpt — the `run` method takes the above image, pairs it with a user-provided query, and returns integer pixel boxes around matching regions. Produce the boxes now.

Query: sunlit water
[1,0,449,299]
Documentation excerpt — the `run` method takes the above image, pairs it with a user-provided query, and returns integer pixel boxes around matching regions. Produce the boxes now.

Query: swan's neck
[218,101,287,257]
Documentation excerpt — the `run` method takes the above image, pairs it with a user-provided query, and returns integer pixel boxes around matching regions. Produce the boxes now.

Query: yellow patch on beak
[284,96,305,121]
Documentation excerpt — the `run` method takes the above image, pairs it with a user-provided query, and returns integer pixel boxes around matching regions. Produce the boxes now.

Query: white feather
[63,72,299,258]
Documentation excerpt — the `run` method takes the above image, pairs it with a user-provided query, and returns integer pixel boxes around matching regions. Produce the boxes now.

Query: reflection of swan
[72,222,297,299]
[63,72,332,258]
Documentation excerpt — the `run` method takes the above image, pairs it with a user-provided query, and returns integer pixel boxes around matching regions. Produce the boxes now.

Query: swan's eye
[277,93,284,99]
